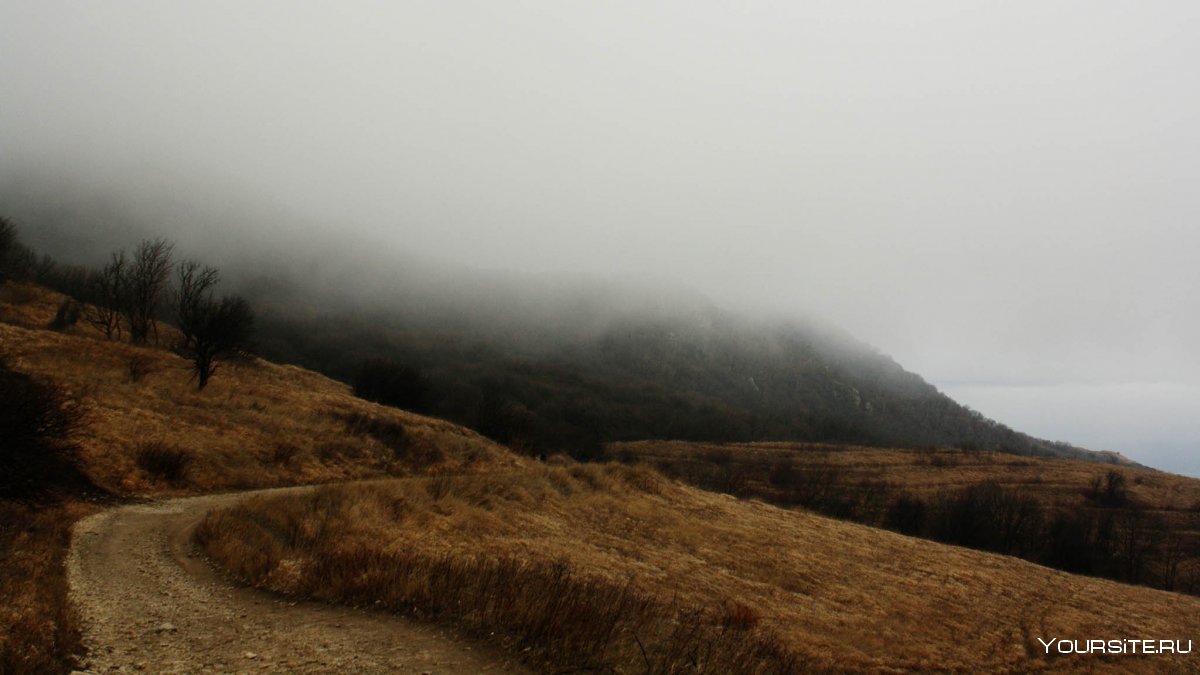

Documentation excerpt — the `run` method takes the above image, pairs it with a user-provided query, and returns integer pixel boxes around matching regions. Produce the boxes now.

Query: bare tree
[1113,508,1160,584]
[86,252,126,340]
[174,260,254,390]
[0,216,17,281]
[121,239,174,345]
[1160,529,1187,591]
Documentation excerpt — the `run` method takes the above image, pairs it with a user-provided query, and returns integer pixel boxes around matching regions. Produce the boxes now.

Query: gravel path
[67,489,528,674]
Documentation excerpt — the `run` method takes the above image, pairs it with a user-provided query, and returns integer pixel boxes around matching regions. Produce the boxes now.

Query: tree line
[647,449,1200,595]
[1,217,253,390]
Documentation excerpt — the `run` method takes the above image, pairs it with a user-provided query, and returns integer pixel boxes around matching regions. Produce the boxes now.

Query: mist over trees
[5,211,1099,462]
[86,253,124,340]
[0,217,18,282]
[249,285,1089,461]
[117,239,173,345]
[2,222,254,392]
[174,261,255,390]
[352,358,431,413]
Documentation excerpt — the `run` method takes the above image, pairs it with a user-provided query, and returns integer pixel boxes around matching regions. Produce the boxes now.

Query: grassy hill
[611,440,1200,595]
[9,214,1125,463]
[0,281,521,672]
[0,281,521,497]
[250,292,1116,463]
[197,464,1200,673]
[4,279,1198,673]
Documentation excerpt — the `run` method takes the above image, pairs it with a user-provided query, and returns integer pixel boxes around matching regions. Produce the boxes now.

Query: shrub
[722,601,761,630]
[126,354,155,384]
[884,495,927,536]
[334,411,445,468]
[135,442,191,483]
[768,457,800,488]
[317,440,365,463]
[0,356,90,497]
[1088,470,1129,507]
[269,442,301,467]
[48,299,82,331]
[929,482,1043,556]
[0,217,28,282]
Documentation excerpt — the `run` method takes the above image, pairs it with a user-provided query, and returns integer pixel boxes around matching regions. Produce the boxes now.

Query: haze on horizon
[2,1,1197,475]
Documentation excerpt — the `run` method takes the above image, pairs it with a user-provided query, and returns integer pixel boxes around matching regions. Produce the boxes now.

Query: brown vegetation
[6,277,1199,672]
[0,281,523,497]
[0,501,97,674]
[610,441,1200,593]
[0,280,524,672]
[197,464,1200,673]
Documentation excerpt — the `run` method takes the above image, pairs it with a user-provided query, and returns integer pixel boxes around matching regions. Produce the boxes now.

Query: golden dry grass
[0,281,524,496]
[0,281,525,673]
[0,500,98,674]
[610,440,1200,513]
[7,280,1199,672]
[197,464,1200,673]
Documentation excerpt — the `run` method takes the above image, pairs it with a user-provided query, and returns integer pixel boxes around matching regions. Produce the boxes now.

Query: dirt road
[67,489,528,674]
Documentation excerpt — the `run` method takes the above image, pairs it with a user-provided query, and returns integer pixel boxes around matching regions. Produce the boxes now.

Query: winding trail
[67,488,528,674]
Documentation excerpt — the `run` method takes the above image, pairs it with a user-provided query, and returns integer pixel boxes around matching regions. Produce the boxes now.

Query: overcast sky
[2,2,1198,474]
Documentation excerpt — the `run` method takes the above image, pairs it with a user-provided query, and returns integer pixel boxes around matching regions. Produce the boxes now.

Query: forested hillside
[248,285,1100,461]
[6,211,1115,463]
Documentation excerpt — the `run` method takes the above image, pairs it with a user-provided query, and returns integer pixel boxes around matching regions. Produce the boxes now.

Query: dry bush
[334,410,446,468]
[48,299,82,331]
[0,500,93,674]
[722,601,762,630]
[0,355,92,499]
[135,441,192,484]
[268,442,301,467]
[126,353,155,384]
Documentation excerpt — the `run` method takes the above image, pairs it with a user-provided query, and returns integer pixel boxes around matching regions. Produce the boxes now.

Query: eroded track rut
[67,489,527,674]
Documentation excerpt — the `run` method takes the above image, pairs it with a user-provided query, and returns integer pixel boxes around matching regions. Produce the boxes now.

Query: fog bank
[3,1,1197,473]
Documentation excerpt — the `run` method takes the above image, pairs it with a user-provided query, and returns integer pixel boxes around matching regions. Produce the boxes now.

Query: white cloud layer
[2,1,1197,473]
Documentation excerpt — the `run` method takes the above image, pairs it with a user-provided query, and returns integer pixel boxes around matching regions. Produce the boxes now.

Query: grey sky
[2,2,1198,473]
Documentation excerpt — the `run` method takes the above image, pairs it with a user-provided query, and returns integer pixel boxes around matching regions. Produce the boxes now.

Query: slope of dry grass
[0,500,97,674]
[0,281,524,673]
[0,281,524,496]
[197,463,1200,673]
[611,440,1200,513]
[612,441,1200,598]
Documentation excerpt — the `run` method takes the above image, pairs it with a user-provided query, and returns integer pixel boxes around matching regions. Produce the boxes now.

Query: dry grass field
[610,441,1200,593]
[610,440,1200,513]
[0,281,523,496]
[0,500,97,674]
[6,279,1200,673]
[0,281,522,673]
[197,463,1200,673]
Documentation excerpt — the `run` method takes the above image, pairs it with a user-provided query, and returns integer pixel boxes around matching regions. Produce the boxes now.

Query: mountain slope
[0,281,522,496]
[250,294,1109,462]
[197,464,1200,673]
[5,195,1118,463]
